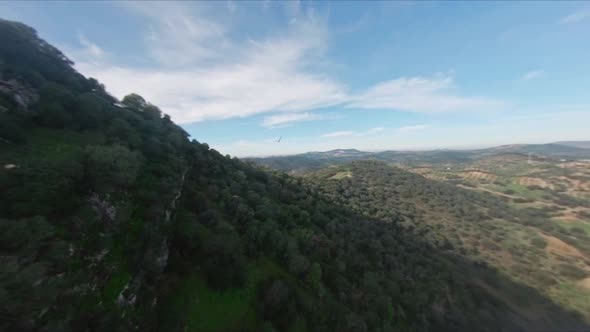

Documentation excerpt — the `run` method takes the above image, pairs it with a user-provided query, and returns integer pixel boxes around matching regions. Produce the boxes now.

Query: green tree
[121,93,147,111]
[84,144,142,190]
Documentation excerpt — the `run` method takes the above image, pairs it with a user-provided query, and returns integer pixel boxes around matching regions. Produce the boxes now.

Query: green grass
[103,267,131,307]
[504,183,543,199]
[165,273,258,331]
[287,316,308,332]
[555,219,590,235]
[552,282,590,319]
[483,182,544,201]
[329,170,352,180]
[102,243,131,307]
[159,258,295,332]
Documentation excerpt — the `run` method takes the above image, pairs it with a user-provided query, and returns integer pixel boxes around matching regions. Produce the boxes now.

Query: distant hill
[247,143,590,173]
[486,143,590,158]
[553,141,590,149]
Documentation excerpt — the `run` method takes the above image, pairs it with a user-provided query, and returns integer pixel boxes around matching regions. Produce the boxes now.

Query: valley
[253,149,590,321]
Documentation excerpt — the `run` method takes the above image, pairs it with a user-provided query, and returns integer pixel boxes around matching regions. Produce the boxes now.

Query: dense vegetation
[307,161,590,322]
[1,19,588,331]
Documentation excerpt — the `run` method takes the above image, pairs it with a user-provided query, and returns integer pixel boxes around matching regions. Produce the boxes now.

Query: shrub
[557,263,587,279]
[530,237,547,249]
[84,144,142,190]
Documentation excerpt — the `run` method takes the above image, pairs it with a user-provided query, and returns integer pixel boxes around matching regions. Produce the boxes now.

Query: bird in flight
[277,136,282,143]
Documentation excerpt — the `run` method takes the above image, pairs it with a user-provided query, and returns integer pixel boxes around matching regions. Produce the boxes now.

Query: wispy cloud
[74,2,348,124]
[560,9,590,24]
[348,75,503,113]
[397,124,431,132]
[366,127,384,134]
[218,110,590,157]
[520,69,544,81]
[226,1,237,13]
[70,3,504,126]
[322,131,355,138]
[77,33,105,59]
[322,127,386,138]
[122,2,227,67]
[262,112,322,127]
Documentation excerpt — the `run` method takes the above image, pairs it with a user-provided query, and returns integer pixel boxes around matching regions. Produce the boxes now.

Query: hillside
[308,161,590,321]
[0,19,588,332]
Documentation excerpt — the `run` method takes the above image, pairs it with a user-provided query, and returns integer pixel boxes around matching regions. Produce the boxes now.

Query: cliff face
[0,18,588,332]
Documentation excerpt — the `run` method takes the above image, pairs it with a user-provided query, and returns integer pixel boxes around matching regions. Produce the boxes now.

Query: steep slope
[0,19,587,332]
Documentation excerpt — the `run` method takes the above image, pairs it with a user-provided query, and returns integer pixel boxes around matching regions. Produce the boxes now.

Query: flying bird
[277,136,282,143]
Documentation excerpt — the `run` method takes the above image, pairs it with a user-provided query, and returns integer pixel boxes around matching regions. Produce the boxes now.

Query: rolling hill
[247,142,590,174]
[554,141,590,149]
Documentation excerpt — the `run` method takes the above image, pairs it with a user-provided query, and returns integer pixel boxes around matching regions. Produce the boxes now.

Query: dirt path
[578,277,590,290]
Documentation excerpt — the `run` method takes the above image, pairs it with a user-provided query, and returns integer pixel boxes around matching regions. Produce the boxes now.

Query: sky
[2,1,590,157]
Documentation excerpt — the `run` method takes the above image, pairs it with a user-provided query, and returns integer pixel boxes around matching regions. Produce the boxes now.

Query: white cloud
[262,112,323,127]
[215,109,590,157]
[367,127,384,134]
[322,131,355,138]
[321,127,386,138]
[397,124,431,132]
[69,4,503,126]
[521,70,544,81]
[120,2,227,67]
[348,75,503,113]
[560,10,590,24]
[284,0,301,23]
[77,33,105,59]
[73,3,348,124]
[226,1,237,13]
[76,60,346,124]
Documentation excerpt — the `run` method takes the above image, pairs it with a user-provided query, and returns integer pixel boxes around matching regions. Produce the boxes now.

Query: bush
[557,263,587,279]
[84,144,142,190]
[481,239,501,251]
[532,272,556,287]
[513,198,533,203]
[201,233,247,289]
[0,113,26,143]
[530,237,547,249]
[569,227,586,236]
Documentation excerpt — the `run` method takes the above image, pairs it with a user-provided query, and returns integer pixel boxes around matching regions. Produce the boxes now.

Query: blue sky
[2,1,590,156]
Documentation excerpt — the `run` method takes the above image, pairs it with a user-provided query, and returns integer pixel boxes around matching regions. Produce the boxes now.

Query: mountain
[486,143,590,158]
[247,143,590,174]
[1,19,588,332]
[303,149,373,159]
[553,141,590,149]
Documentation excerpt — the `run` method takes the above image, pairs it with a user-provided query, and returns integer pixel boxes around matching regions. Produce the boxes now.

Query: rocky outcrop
[0,78,38,111]
[116,167,187,314]
[88,193,116,224]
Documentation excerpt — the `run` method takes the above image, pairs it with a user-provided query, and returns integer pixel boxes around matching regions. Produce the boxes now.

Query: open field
[404,155,590,224]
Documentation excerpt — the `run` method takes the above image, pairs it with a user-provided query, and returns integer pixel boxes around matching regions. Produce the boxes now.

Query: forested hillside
[0,19,587,332]
[308,161,590,322]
